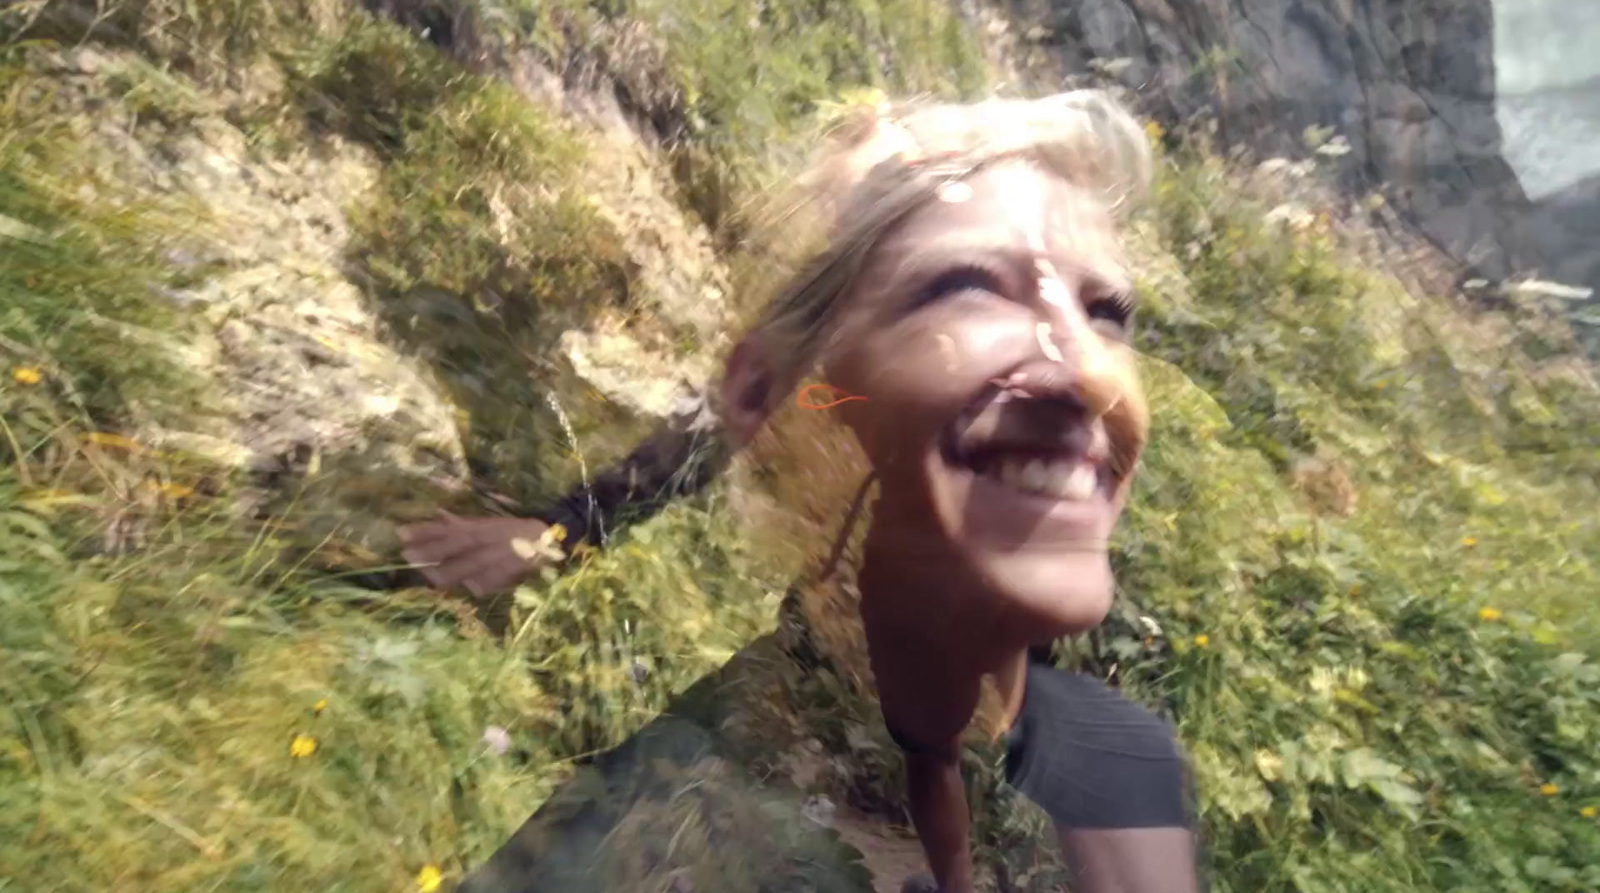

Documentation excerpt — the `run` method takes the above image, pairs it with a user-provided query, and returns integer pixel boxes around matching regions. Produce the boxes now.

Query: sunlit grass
[1,2,1598,892]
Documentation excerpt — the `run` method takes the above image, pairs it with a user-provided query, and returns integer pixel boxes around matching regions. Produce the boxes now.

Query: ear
[720,332,780,450]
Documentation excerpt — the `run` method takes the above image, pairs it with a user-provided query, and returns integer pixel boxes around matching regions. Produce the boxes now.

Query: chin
[926,440,1124,639]
[974,549,1116,640]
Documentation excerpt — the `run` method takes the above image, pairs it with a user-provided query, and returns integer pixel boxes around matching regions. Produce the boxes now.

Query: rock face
[40,47,467,485]
[1524,169,1600,354]
[1497,76,1600,202]
[362,2,733,419]
[1005,0,1596,305]
[36,26,736,543]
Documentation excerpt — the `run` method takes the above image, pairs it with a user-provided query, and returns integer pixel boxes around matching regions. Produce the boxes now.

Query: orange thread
[797,383,868,410]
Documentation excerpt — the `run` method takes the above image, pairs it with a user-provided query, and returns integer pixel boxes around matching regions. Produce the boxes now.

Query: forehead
[869,162,1127,278]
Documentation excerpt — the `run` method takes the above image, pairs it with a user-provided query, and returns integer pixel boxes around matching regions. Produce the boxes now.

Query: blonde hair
[734,90,1154,410]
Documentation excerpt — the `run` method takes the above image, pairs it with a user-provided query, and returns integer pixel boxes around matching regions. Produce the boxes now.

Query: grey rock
[801,794,837,828]
[1010,0,1598,312]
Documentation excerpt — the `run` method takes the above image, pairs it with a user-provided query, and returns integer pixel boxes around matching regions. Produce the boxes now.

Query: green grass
[0,3,982,889]
[0,58,203,424]
[3,2,1599,892]
[1086,136,1600,892]
[626,0,988,241]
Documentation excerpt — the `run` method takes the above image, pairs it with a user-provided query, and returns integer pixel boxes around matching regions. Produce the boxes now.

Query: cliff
[1001,0,1598,334]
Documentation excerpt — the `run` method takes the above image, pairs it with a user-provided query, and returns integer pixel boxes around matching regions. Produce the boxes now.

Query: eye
[915,264,1006,308]
[1085,292,1136,338]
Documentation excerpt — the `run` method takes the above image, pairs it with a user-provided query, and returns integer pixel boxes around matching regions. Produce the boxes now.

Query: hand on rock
[398,513,567,598]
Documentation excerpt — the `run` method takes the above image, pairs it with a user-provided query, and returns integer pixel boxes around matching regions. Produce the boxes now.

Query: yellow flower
[1193,635,1210,648]
[416,864,443,893]
[1143,119,1166,144]
[289,733,318,758]
[1539,783,1559,797]
[1461,536,1478,547]
[839,86,888,110]
[11,366,42,385]
[160,483,195,500]
[1478,607,1502,623]
[86,431,141,452]
[1581,805,1597,819]
[312,698,328,716]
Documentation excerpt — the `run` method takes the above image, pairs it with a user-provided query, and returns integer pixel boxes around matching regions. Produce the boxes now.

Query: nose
[1017,266,1123,418]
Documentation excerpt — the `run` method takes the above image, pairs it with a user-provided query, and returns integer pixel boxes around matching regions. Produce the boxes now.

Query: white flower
[482,725,512,755]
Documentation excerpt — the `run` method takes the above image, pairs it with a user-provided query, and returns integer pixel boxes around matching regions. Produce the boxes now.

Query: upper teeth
[989,455,1098,500]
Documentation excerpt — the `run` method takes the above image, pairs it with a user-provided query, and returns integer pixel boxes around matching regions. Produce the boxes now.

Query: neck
[857,520,1029,676]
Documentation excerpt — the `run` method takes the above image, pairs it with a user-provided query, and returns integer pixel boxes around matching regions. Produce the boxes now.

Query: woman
[404,90,1201,893]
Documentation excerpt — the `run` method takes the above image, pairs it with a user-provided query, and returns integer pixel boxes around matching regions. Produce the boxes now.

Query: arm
[876,653,984,893]
[538,385,730,551]
[904,747,976,893]
[401,384,731,596]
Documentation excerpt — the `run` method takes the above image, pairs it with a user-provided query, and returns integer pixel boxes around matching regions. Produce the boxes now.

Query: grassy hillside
[2,2,1598,892]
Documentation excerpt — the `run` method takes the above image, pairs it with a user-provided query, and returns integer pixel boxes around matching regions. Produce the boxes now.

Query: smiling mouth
[937,387,1112,506]
[952,449,1101,501]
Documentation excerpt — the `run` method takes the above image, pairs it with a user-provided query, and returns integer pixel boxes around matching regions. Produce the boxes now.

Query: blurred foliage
[1077,134,1600,892]
[627,0,988,241]
[2,1,1599,893]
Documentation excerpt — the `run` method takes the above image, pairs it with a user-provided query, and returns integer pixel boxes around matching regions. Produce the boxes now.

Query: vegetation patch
[1,3,1597,893]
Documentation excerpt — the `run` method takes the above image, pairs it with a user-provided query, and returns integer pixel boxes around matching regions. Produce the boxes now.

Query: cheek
[829,315,1028,455]
[1103,361,1150,479]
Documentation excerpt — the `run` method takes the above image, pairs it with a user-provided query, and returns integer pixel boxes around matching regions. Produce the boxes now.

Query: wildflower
[1540,783,1559,797]
[160,483,195,500]
[482,725,511,756]
[512,522,568,565]
[86,431,141,452]
[1478,607,1502,623]
[1462,536,1478,547]
[289,733,318,758]
[312,698,328,716]
[1581,805,1597,819]
[11,366,42,385]
[417,864,443,893]
[1193,635,1210,648]
[1143,119,1165,144]
[838,86,889,114]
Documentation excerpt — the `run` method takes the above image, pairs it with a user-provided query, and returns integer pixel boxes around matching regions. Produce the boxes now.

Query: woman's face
[822,160,1149,636]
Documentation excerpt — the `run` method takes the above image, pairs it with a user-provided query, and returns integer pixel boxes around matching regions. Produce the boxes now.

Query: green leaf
[3,510,53,540]
[1342,747,1406,785]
